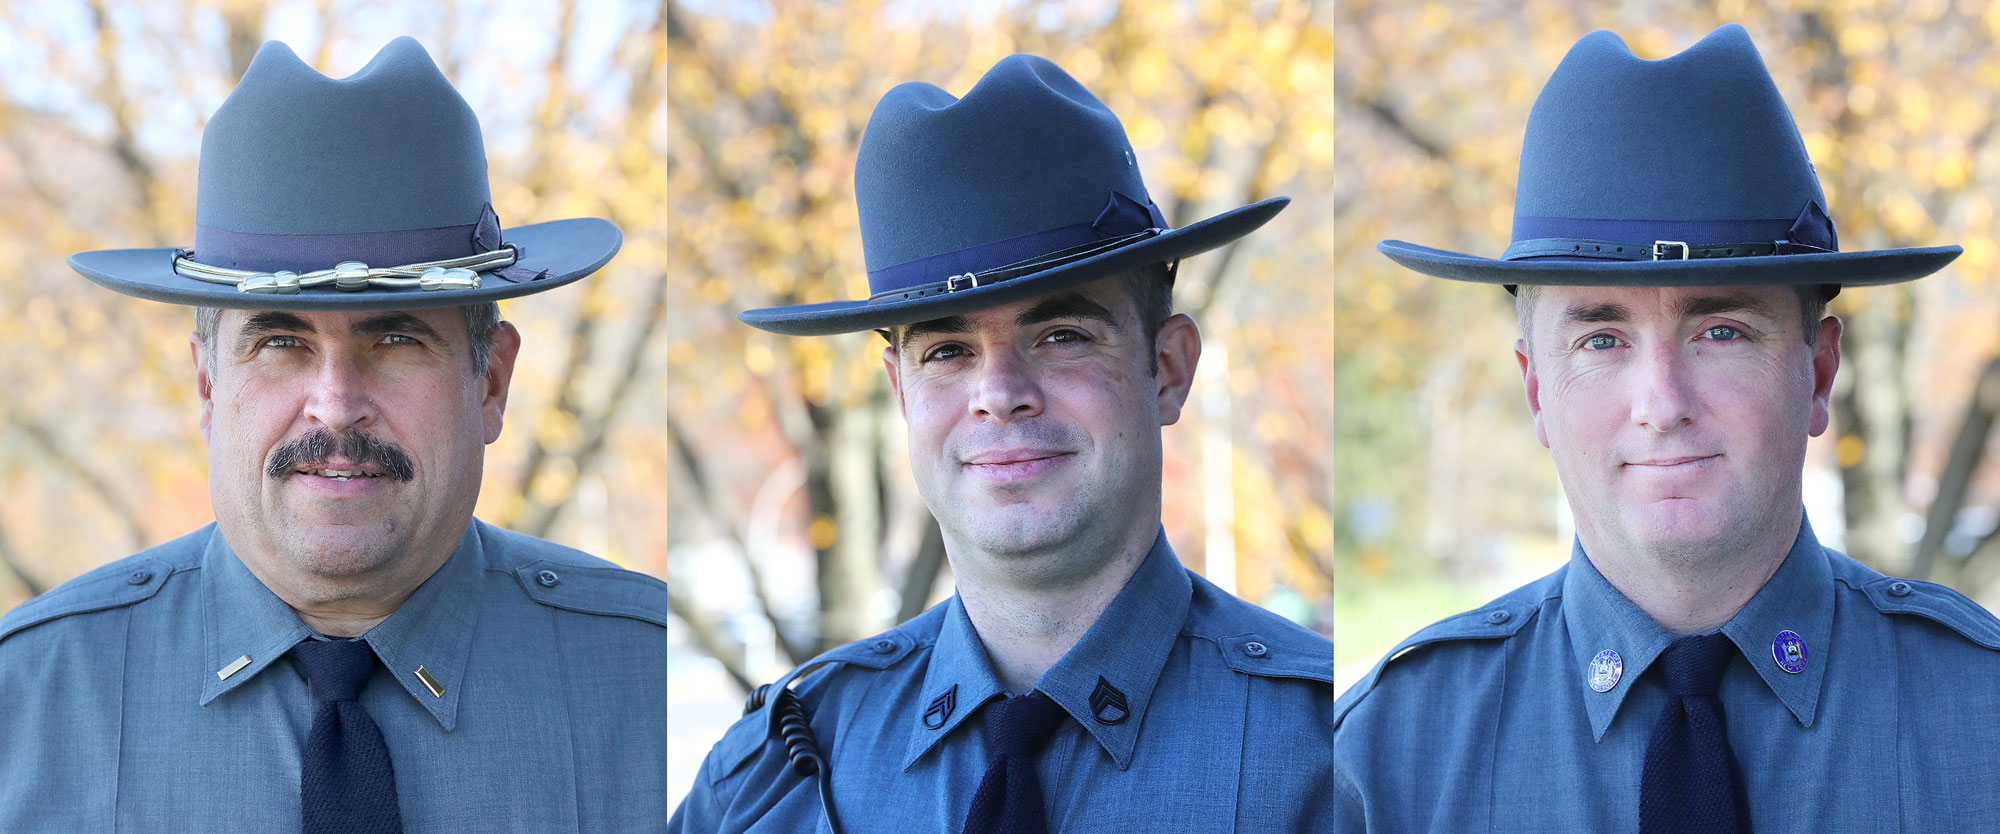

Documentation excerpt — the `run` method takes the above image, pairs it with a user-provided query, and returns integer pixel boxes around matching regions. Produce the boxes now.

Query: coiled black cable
[773,687,844,834]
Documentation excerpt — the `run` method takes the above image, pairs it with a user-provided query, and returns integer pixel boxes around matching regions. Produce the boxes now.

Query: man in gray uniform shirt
[0,38,667,832]
[1337,24,2000,833]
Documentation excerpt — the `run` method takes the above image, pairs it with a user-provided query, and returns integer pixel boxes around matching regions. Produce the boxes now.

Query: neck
[235,541,456,639]
[952,524,1158,695]
[1580,506,1802,636]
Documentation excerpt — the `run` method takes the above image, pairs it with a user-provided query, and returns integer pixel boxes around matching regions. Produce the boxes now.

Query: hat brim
[739,197,1289,336]
[1378,239,1961,287]
[67,217,621,311]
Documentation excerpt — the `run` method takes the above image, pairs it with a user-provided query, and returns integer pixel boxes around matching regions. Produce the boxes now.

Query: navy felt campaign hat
[68,37,620,310]
[1378,25,1959,289]
[738,53,1288,335]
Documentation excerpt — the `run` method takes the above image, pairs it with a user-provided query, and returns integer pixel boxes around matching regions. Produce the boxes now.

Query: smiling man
[669,55,1336,833]
[1335,26,2000,833]
[0,39,666,832]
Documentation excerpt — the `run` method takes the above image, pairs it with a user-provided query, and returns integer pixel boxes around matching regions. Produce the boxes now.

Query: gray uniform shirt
[0,520,669,832]
[1334,517,2000,832]
[671,531,1339,833]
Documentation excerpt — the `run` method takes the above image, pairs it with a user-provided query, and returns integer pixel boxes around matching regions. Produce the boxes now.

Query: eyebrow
[235,311,314,353]
[897,292,1124,355]
[233,311,445,353]
[1016,292,1121,333]
[1555,302,1631,328]
[1555,293,1780,331]
[1673,293,1779,322]
[899,315,969,354]
[353,312,446,344]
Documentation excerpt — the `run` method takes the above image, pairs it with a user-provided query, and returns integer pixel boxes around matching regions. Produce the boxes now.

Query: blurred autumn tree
[0,1,670,608]
[1335,0,2000,677]
[665,0,1333,691]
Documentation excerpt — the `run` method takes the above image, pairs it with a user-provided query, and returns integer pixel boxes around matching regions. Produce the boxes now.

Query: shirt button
[872,639,897,654]
[1244,641,1269,658]
[126,569,153,585]
[1485,609,1511,625]
[1889,580,1913,597]
[536,569,561,588]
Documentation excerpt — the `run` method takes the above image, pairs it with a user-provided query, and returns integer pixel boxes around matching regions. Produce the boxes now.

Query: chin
[1621,501,1741,551]
[283,525,408,577]
[954,504,1088,556]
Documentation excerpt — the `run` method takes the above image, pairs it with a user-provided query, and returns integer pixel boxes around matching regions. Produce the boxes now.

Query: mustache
[265,429,416,481]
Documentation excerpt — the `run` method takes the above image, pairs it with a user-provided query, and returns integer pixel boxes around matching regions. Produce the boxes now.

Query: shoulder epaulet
[1186,573,1336,688]
[512,559,669,628]
[1332,568,1560,728]
[0,526,211,644]
[1859,575,2000,651]
[475,521,670,627]
[712,604,945,781]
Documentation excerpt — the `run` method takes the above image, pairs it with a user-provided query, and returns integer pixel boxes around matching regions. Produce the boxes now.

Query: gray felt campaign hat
[1377,25,1959,290]
[737,53,1288,336]
[68,37,620,310]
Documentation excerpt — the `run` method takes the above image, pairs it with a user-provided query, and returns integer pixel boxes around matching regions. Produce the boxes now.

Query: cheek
[898,382,961,448]
[1540,368,1619,441]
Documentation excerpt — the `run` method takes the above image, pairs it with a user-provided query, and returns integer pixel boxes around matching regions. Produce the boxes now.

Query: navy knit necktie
[1640,633,1746,834]
[295,638,403,834]
[961,692,1067,834]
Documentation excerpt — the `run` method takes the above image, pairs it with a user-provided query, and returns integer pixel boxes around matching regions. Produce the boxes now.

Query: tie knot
[984,692,1067,759]
[293,638,379,703]
[1657,633,1733,697]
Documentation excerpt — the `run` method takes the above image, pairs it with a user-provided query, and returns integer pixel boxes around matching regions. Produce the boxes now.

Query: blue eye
[382,334,418,345]
[265,335,302,348]
[1583,334,1620,351]
[1706,326,1742,341]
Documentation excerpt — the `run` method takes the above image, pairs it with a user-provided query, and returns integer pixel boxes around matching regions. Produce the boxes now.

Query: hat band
[1502,201,1838,262]
[177,203,550,292]
[865,191,1166,303]
[193,221,482,272]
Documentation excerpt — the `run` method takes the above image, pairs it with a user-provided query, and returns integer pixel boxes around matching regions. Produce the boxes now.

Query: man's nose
[966,347,1044,423]
[300,354,379,432]
[1629,341,1697,432]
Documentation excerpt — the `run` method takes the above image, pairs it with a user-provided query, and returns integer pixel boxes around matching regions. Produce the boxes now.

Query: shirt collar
[901,530,1192,771]
[198,522,485,730]
[1565,514,1834,740]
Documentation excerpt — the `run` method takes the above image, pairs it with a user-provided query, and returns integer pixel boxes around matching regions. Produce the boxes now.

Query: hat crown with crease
[737,53,1287,336]
[1510,25,1826,249]
[1376,24,1959,289]
[196,37,490,242]
[856,53,1153,275]
[67,37,622,311]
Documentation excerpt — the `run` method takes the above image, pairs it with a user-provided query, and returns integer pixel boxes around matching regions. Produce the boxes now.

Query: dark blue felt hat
[1378,25,1959,288]
[738,53,1288,335]
[68,37,620,310]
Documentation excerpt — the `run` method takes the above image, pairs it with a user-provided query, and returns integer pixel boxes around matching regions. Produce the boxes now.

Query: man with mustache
[0,39,665,832]
[669,54,1335,833]
[1335,26,2000,832]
